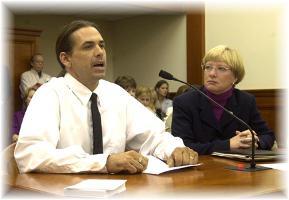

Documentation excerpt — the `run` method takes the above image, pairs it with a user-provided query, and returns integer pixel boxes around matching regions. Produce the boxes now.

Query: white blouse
[15,73,184,173]
[20,69,51,98]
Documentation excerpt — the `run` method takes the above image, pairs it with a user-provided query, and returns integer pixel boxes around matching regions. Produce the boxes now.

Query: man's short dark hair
[55,20,98,69]
[114,76,137,90]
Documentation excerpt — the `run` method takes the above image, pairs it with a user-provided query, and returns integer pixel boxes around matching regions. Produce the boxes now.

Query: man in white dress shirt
[19,53,51,99]
[14,20,198,174]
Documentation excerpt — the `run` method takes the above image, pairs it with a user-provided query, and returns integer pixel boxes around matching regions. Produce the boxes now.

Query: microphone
[159,70,174,80]
[159,69,270,172]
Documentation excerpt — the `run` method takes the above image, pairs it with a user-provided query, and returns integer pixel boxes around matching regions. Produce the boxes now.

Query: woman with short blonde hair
[172,45,276,155]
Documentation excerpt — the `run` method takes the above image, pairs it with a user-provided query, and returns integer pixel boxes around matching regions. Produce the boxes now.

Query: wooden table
[3,156,286,198]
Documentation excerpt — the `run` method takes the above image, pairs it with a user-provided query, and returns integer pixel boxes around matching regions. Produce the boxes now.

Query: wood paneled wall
[10,28,42,112]
[245,89,286,147]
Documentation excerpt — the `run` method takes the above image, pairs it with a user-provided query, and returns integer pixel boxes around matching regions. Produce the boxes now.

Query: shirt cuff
[86,153,110,173]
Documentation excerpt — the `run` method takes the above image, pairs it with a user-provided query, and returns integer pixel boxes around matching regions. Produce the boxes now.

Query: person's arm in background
[11,111,23,143]
[19,73,31,99]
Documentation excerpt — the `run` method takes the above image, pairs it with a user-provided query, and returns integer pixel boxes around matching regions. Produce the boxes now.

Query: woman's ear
[59,52,71,69]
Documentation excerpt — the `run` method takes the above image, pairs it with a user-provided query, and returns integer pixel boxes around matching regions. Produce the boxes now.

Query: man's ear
[59,52,71,69]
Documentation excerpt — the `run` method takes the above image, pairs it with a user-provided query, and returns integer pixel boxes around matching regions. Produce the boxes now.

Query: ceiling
[2,0,203,21]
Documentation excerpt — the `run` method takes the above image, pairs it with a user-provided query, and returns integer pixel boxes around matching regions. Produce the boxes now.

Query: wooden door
[9,29,42,112]
[186,7,205,85]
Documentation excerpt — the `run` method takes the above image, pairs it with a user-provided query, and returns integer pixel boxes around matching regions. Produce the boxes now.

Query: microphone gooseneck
[159,69,256,169]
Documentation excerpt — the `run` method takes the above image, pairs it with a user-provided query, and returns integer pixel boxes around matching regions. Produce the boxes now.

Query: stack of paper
[64,179,126,198]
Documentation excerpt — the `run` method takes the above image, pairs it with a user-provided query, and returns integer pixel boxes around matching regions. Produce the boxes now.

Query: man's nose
[94,45,104,57]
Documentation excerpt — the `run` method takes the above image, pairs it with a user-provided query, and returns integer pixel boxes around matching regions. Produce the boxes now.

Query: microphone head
[159,70,174,80]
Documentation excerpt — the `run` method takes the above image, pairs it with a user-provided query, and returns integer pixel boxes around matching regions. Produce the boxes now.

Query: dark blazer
[172,87,275,155]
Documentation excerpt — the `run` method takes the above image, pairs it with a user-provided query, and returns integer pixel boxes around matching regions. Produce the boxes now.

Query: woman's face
[126,87,136,97]
[157,83,169,97]
[138,94,151,107]
[203,61,237,94]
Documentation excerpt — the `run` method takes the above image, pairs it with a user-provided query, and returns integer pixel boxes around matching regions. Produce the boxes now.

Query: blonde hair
[202,45,245,84]
[136,86,156,112]
[24,83,41,107]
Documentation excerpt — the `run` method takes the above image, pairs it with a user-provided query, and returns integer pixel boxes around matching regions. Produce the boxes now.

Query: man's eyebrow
[81,40,105,46]
[82,41,94,46]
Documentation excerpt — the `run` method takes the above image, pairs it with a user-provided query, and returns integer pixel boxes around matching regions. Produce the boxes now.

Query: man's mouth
[92,62,104,68]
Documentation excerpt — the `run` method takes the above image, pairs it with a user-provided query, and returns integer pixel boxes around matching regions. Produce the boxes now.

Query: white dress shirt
[15,73,185,173]
[20,69,51,98]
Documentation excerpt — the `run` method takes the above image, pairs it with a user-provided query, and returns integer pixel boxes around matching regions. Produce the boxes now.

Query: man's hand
[166,147,198,167]
[106,150,148,174]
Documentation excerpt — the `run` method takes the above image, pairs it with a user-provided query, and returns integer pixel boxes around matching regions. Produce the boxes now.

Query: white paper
[258,163,288,171]
[64,179,126,198]
[143,155,202,175]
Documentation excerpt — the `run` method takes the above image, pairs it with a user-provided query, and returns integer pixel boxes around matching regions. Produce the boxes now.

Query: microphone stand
[160,70,271,171]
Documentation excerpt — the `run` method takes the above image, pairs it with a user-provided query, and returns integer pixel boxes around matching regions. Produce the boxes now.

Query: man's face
[31,55,44,72]
[63,26,106,87]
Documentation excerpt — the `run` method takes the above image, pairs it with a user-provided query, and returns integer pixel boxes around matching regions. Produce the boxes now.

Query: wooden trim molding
[10,28,42,37]
[9,28,42,112]
[186,7,205,85]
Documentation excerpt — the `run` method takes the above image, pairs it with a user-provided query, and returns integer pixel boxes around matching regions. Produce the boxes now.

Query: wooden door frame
[10,28,42,112]
[186,7,205,85]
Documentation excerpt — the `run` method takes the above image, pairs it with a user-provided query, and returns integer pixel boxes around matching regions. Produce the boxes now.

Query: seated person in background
[150,89,163,120]
[20,53,51,99]
[135,86,156,114]
[12,83,41,143]
[15,20,198,174]
[172,45,276,155]
[114,75,137,97]
[164,85,190,132]
[175,85,190,97]
[154,80,173,120]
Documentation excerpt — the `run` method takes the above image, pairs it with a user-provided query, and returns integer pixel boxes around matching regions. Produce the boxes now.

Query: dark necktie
[90,93,103,154]
[38,71,42,78]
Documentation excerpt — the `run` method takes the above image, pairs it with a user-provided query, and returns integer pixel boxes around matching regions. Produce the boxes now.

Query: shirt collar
[64,73,102,106]
[30,68,39,74]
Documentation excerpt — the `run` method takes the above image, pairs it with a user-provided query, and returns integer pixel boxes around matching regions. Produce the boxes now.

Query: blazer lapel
[199,95,220,132]
[219,92,239,129]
